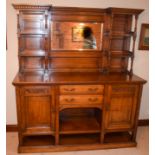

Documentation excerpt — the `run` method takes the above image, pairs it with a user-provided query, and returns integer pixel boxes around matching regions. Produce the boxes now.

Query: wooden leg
[55,105,59,145]
[18,132,23,146]
[132,85,143,142]
[100,111,105,143]
[131,128,138,142]
[55,111,59,145]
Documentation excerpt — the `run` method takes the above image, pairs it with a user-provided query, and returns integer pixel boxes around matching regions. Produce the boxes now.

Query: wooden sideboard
[12,4,146,153]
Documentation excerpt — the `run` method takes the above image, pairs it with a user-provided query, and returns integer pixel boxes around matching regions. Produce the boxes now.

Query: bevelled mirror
[51,22,104,50]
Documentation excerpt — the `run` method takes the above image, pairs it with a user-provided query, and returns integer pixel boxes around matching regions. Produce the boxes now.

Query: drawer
[111,85,136,95]
[23,86,51,96]
[59,95,103,105]
[59,85,104,94]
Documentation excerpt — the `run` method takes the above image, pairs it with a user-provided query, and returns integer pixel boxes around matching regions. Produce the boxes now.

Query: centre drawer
[59,95,103,105]
[59,85,104,94]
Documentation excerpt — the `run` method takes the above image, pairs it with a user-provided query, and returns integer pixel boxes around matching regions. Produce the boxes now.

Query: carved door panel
[19,11,46,34]
[105,84,139,131]
[20,86,55,134]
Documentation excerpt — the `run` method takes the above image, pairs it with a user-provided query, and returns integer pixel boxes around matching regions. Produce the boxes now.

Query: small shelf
[104,132,132,143]
[19,50,46,57]
[23,130,54,136]
[110,50,133,57]
[60,116,100,135]
[111,31,134,38]
[104,31,134,38]
[60,134,100,145]
[19,29,48,35]
[22,135,55,146]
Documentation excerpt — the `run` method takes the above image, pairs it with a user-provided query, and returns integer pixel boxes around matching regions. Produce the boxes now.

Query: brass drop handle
[65,98,75,102]
[88,98,98,102]
[64,88,75,92]
[88,88,98,92]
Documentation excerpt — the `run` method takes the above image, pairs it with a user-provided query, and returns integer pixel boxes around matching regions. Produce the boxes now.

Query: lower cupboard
[13,82,145,153]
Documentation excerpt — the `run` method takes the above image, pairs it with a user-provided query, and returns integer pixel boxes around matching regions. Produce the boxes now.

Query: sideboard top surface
[13,72,146,85]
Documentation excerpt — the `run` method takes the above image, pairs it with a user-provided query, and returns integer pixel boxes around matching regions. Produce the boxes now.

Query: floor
[6,127,149,155]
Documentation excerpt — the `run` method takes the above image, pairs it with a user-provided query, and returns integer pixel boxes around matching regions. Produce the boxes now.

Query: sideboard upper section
[12,4,144,74]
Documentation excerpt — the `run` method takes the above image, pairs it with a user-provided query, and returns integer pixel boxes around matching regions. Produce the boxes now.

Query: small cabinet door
[104,84,139,131]
[20,86,55,134]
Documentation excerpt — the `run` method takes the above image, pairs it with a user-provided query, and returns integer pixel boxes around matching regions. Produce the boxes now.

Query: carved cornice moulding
[12,4,144,15]
[12,4,52,11]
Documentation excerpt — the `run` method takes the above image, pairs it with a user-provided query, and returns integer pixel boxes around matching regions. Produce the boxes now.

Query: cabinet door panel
[20,12,46,33]
[105,85,138,131]
[20,57,45,71]
[25,96,51,127]
[21,86,54,134]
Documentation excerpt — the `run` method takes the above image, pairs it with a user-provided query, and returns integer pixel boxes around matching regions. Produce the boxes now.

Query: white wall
[6,0,149,124]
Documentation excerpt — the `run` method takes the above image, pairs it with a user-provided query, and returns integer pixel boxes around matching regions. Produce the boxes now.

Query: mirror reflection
[51,22,103,50]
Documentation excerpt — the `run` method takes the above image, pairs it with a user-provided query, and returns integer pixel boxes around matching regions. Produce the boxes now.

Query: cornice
[12,4,52,11]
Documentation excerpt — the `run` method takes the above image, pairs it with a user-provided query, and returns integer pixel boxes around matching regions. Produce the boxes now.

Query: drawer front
[23,86,51,96]
[59,95,103,105]
[59,85,104,94]
[111,85,136,95]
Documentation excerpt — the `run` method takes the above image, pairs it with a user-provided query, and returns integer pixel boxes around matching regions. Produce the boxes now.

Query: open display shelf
[19,49,46,57]
[22,135,55,147]
[60,115,101,134]
[60,134,100,145]
[104,132,132,143]
[111,31,134,37]
[110,50,133,57]
[19,29,48,35]
[103,10,140,73]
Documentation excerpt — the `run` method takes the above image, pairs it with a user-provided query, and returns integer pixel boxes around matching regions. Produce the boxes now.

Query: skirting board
[6,119,149,132]
[138,119,149,126]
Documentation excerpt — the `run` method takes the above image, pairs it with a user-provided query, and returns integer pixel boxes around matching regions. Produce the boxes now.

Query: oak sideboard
[12,4,146,153]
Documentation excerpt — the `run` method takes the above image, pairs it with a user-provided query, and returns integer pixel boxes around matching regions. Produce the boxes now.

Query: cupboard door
[20,86,55,134]
[105,85,139,131]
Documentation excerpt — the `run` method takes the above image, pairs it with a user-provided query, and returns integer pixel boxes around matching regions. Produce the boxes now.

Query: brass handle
[65,98,75,102]
[88,98,98,102]
[64,88,75,92]
[88,88,98,92]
